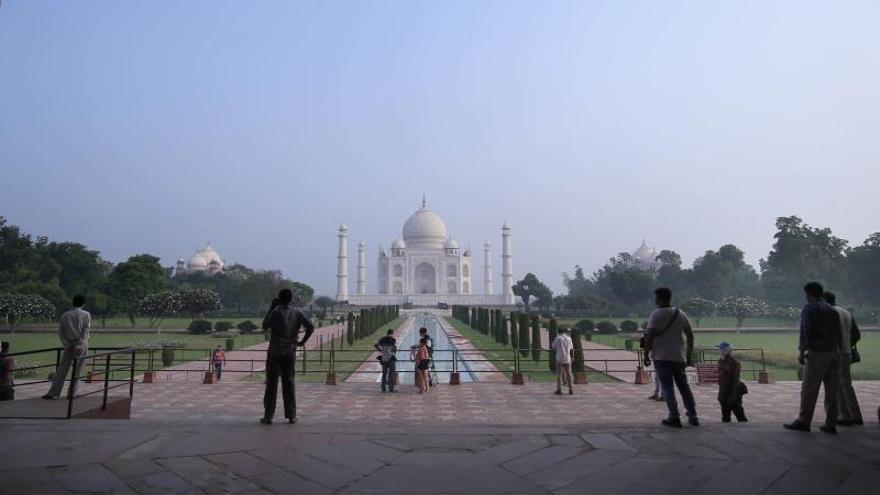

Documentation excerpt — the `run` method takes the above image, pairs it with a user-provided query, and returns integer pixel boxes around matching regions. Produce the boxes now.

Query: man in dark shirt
[784,282,841,434]
[260,289,314,424]
[374,329,397,393]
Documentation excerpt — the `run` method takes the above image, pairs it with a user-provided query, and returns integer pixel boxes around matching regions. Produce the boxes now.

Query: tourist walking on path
[0,341,14,401]
[717,342,748,422]
[552,327,575,395]
[785,282,842,434]
[643,287,699,428]
[43,295,90,400]
[823,291,863,426]
[260,290,314,424]
[375,329,398,393]
[412,337,431,394]
[212,345,227,381]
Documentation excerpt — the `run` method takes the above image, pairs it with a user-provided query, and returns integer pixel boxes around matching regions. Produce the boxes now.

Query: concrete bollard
[511,372,524,385]
[142,371,158,383]
[574,372,588,385]
[449,372,461,385]
[634,370,650,385]
[758,371,775,384]
[325,372,337,385]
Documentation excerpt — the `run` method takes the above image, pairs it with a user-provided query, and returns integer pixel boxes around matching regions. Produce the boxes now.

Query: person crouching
[717,342,748,423]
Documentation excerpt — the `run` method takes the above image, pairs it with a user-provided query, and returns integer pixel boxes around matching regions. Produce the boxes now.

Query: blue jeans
[654,360,698,419]
[381,360,396,391]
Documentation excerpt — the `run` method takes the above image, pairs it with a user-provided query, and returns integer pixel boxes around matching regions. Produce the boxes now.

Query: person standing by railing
[260,289,314,425]
[43,295,90,400]
[551,327,574,395]
[0,341,14,401]
[374,329,397,393]
[212,345,227,382]
[412,337,431,394]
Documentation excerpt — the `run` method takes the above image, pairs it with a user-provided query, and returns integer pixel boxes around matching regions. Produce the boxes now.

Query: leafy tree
[771,305,801,330]
[107,254,168,326]
[0,293,55,331]
[678,297,717,327]
[760,216,848,305]
[511,273,552,314]
[140,291,178,327]
[691,245,760,301]
[177,288,222,320]
[846,233,880,307]
[313,295,335,314]
[717,296,770,332]
[574,319,594,333]
[593,257,654,314]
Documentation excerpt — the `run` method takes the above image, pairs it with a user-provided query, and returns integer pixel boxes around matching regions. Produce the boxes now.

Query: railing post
[758,348,774,384]
[511,347,524,385]
[101,354,111,411]
[325,342,337,385]
[129,351,136,397]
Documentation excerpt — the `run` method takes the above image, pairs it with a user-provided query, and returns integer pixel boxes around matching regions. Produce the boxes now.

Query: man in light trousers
[552,327,574,395]
[43,295,90,400]
[823,291,863,426]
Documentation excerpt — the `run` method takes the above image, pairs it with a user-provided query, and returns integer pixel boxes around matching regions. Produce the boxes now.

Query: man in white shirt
[823,291,863,426]
[552,327,575,395]
[44,295,90,399]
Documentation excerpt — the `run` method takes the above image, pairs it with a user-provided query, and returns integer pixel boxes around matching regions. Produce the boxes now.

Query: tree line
[0,216,314,327]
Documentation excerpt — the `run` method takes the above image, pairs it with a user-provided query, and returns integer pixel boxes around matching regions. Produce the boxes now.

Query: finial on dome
[422,193,427,208]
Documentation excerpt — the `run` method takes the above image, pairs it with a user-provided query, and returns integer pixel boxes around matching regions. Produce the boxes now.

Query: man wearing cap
[717,342,747,422]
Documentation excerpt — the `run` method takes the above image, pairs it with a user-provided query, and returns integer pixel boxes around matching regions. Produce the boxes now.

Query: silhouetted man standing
[44,295,90,400]
[260,289,314,424]
[785,282,841,434]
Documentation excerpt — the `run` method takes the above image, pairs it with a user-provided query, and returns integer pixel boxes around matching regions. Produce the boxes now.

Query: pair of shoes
[288,417,298,424]
[819,424,837,435]
[837,420,853,427]
[41,394,59,400]
[721,418,731,423]
[554,390,562,395]
[688,417,700,427]
[653,396,665,402]
[568,389,573,395]
[783,421,810,432]
[259,417,272,425]
[389,389,396,393]
[662,418,683,428]
[648,394,659,401]
[739,417,749,423]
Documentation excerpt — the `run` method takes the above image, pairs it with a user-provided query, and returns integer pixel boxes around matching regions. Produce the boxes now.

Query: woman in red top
[411,337,431,393]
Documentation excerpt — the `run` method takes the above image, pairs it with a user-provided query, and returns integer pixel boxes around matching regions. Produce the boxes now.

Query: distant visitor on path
[375,329,398,393]
[551,327,574,395]
[823,291,863,427]
[212,345,227,381]
[43,295,90,400]
[412,337,431,394]
[716,342,748,423]
[643,287,699,428]
[0,341,14,401]
[260,290,314,424]
[785,282,842,434]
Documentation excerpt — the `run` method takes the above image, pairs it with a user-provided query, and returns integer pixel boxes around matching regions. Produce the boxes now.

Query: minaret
[501,222,514,303]
[356,240,367,295]
[336,224,349,301]
[483,241,494,294]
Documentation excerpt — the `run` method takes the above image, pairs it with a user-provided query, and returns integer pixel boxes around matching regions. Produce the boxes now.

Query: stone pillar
[336,224,349,301]
[357,240,367,296]
[501,222,514,304]
[483,241,494,295]
[758,370,775,384]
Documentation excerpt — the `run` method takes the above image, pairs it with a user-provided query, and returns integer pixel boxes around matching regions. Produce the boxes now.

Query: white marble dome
[444,238,459,249]
[197,245,223,266]
[392,238,407,249]
[402,206,448,249]
[187,253,208,269]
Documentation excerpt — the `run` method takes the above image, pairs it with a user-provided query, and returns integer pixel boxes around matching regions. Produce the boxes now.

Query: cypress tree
[489,309,496,340]
[470,307,478,329]
[531,315,541,363]
[518,312,530,357]
[547,318,558,373]
[346,312,354,345]
[571,327,585,373]
[499,310,508,345]
[509,312,518,350]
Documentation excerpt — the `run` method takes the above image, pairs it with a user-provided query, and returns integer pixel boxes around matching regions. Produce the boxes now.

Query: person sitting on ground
[551,327,574,395]
[212,344,227,382]
[44,295,90,400]
[643,287,700,428]
[717,342,748,423]
[374,329,398,393]
[411,337,431,394]
[0,341,14,401]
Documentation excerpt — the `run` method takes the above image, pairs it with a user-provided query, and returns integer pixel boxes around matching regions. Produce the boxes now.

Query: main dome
[402,206,448,249]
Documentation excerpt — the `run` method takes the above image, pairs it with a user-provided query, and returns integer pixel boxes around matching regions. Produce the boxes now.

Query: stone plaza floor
[1,381,878,494]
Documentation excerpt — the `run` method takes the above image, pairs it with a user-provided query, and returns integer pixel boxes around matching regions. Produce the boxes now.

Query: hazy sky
[1,1,878,296]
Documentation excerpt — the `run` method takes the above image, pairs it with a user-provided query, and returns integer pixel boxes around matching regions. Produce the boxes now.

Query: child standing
[717,342,748,422]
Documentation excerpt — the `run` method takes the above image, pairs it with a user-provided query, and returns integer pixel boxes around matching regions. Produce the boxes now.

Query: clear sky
[1,1,878,296]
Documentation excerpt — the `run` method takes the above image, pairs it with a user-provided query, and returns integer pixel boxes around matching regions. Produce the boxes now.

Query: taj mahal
[336,198,515,306]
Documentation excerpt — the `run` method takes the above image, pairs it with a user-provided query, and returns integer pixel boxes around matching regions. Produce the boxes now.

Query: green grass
[557,316,798,330]
[588,331,880,381]
[444,317,616,383]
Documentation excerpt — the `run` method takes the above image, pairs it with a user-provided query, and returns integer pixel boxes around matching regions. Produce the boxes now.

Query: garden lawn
[589,332,880,381]
[557,316,798,330]
[444,317,616,383]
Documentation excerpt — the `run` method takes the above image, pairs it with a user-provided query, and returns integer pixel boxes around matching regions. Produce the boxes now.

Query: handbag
[738,381,748,395]
[851,346,861,364]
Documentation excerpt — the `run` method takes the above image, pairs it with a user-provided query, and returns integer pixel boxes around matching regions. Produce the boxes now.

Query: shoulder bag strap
[653,308,680,338]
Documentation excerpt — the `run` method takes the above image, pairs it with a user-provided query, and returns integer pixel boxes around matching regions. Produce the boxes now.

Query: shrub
[596,321,618,334]
[530,316,541,363]
[236,320,258,333]
[574,319,595,333]
[13,360,42,378]
[187,320,213,334]
[571,327,585,372]
[517,313,530,358]
[162,348,176,366]
[225,338,234,352]
[547,318,558,373]
[213,330,240,339]
[620,320,639,333]
[214,321,234,332]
